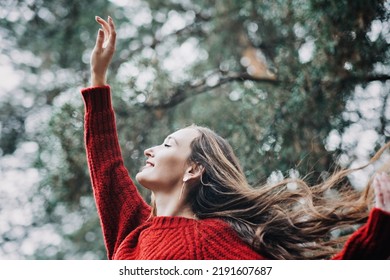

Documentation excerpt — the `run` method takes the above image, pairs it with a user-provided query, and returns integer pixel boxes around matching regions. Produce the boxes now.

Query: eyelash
[164,144,171,147]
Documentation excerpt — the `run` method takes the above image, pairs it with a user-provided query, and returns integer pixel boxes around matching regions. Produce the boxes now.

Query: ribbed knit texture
[81,86,390,260]
[332,207,390,259]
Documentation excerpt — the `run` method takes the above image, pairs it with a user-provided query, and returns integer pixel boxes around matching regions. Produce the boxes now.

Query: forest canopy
[0,0,389,259]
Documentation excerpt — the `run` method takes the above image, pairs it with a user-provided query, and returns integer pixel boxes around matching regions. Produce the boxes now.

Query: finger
[373,177,381,208]
[108,17,116,38]
[107,16,117,49]
[96,16,110,35]
[374,173,390,211]
[95,17,109,45]
[374,180,384,209]
[95,28,104,50]
[380,173,390,207]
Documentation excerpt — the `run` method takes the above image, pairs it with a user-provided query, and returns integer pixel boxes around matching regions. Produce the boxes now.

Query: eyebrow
[166,136,179,145]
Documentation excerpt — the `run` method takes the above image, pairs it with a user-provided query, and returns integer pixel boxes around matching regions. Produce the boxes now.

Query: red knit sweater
[81,86,390,260]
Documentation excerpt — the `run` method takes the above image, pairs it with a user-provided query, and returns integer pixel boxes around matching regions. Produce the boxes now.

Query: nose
[144,146,154,157]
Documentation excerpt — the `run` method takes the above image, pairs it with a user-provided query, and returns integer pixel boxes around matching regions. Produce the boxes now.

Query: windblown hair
[186,125,389,260]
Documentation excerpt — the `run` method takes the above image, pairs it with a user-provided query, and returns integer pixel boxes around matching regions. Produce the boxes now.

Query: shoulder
[197,218,266,260]
[197,218,239,239]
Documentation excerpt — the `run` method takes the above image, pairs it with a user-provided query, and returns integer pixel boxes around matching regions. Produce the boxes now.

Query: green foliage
[0,0,389,259]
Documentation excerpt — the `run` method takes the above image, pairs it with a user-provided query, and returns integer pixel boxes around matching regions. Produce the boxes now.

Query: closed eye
[164,144,171,147]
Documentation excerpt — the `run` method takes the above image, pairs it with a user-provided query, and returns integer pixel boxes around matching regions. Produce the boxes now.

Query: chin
[135,172,145,185]
[135,172,153,190]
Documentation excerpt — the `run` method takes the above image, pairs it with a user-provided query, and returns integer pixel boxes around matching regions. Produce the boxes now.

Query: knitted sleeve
[332,208,390,259]
[81,85,151,259]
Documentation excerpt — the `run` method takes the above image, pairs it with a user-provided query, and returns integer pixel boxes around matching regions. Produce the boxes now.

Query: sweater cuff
[366,208,390,238]
[81,85,112,114]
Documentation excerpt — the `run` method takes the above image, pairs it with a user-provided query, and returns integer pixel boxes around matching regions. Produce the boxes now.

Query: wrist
[91,74,107,87]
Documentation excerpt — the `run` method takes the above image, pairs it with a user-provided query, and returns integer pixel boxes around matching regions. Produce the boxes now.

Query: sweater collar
[150,216,199,228]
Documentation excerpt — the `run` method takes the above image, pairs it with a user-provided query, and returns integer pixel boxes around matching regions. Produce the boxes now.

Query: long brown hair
[186,125,389,259]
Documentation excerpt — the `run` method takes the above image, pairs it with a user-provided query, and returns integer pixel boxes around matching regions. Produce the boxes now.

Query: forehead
[168,128,199,143]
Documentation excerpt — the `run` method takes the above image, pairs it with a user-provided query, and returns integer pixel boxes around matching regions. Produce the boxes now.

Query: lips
[139,161,154,172]
[145,160,154,167]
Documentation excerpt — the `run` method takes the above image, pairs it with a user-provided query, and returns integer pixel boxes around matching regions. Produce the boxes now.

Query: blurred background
[0,0,389,259]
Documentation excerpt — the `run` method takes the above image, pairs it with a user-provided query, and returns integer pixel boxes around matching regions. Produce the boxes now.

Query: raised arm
[82,17,151,259]
[332,172,390,259]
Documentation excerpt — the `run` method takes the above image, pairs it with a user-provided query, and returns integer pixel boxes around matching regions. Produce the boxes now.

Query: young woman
[81,16,390,259]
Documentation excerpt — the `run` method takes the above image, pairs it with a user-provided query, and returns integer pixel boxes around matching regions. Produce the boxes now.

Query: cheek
[160,155,185,170]
[156,156,187,183]
[136,155,188,188]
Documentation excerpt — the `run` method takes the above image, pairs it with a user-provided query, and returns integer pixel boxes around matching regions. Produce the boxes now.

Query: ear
[183,163,205,183]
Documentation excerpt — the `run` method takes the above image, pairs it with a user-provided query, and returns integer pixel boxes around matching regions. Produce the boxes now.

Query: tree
[0,0,389,259]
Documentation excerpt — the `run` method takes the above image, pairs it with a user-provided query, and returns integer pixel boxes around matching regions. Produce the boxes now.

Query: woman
[81,16,390,259]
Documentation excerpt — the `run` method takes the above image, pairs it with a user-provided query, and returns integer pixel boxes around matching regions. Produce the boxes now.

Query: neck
[152,187,195,219]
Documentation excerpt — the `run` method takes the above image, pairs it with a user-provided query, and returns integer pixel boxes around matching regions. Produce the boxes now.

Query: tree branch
[340,74,390,83]
[140,73,390,110]
[141,71,280,109]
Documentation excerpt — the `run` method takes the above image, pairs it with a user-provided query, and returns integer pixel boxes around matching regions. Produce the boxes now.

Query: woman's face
[136,127,199,191]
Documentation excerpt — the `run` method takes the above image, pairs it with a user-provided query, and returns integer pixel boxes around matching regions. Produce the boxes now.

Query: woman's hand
[90,16,116,86]
[373,172,390,214]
